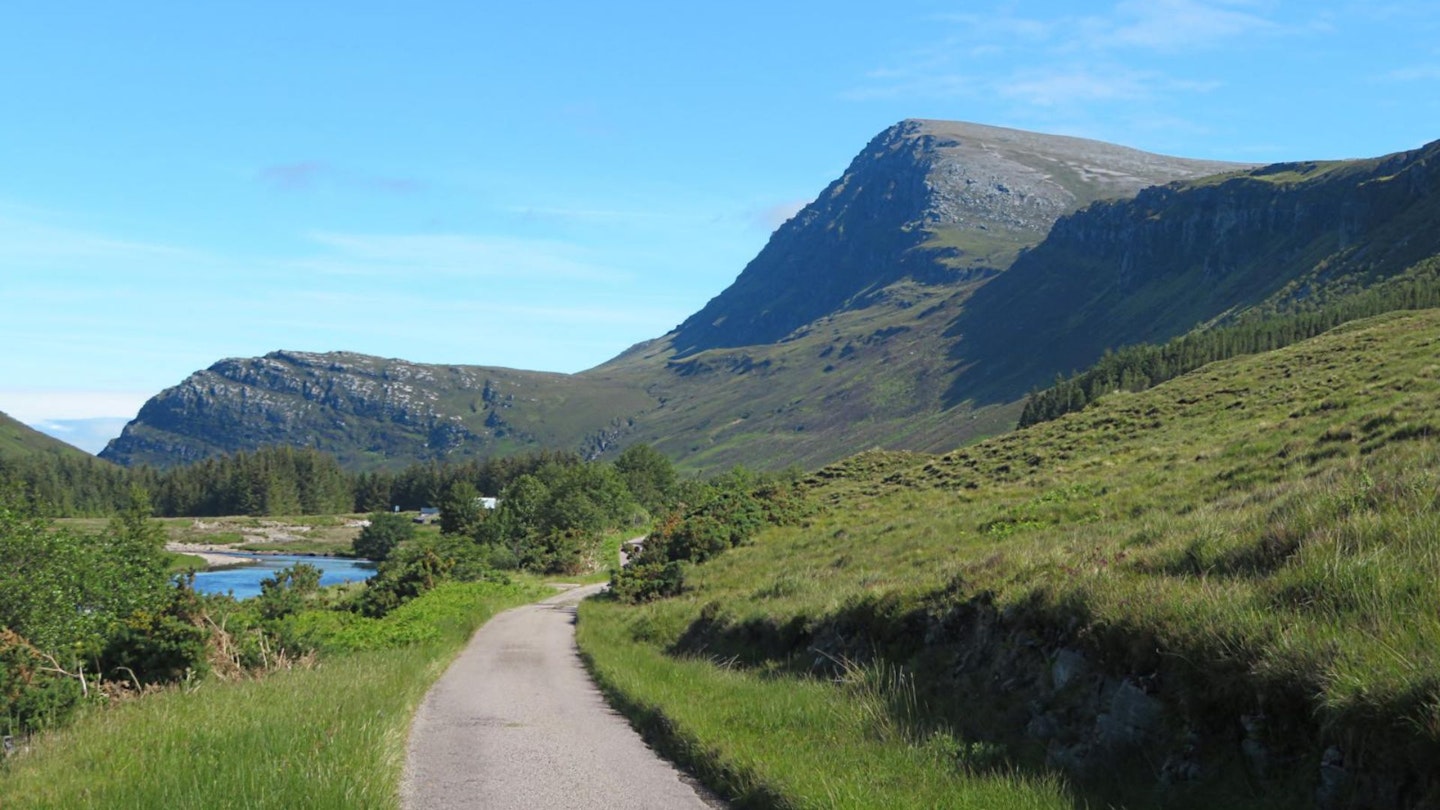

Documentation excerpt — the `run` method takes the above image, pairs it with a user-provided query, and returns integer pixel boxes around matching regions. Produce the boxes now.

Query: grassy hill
[0,410,91,461]
[581,308,1440,808]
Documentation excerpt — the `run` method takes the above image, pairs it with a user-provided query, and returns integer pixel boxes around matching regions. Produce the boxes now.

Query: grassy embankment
[0,578,547,809]
[579,309,1440,808]
[580,607,1070,809]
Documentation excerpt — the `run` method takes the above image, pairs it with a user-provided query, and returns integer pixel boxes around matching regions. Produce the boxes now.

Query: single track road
[402,583,722,809]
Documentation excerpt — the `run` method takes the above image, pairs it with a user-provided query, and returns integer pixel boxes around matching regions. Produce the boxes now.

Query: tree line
[0,444,606,519]
[1019,258,1440,428]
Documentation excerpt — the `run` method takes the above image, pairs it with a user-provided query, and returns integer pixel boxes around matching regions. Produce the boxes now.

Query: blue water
[191,554,378,600]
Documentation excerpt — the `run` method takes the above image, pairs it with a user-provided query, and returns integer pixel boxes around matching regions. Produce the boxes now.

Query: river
[191,554,378,600]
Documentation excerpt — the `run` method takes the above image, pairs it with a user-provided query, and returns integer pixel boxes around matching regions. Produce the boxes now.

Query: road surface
[401,583,722,809]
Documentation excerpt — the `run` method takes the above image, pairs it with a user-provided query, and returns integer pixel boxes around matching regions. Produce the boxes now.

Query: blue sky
[3,1,1438,452]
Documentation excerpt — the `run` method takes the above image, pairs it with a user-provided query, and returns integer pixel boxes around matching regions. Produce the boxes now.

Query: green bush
[352,511,414,562]
[521,527,594,574]
[255,563,323,621]
[356,534,507,618]
[101,577,211,685]
[0,628,84,735]
[610,561,686,604]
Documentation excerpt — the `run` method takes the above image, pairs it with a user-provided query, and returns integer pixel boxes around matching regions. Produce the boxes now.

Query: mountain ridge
[99,121,1438,473]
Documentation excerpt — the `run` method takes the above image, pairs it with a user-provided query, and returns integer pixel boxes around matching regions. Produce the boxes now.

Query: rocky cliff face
[99,350,653,469]
[666,119,1247,356]
[953,137,1440,396]
[102,352,483,467]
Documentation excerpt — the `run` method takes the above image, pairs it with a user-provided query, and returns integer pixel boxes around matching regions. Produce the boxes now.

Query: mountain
[667,120,1242,356]
[951,138,1440,399]
[102,121,1239,471]
[0,409,94,461]
[102,121,1440,473]
[98,351,651,469]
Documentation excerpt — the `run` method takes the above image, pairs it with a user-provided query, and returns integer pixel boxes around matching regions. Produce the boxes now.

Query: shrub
[0,629,84,735]
[256,563,323,621]
[356,534,506,618]
[352,512,414,562]
[610,561,686,604]
[101,576,212,685]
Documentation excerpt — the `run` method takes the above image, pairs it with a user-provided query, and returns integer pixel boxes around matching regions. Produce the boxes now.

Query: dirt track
[401,584,722,809]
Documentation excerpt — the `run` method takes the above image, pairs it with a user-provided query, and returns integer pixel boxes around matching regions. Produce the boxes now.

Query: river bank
[166,542,353,569]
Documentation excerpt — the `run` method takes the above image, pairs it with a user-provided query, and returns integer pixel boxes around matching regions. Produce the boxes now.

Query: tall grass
[0,580,545,809]
[579,598,1071,809]
[580,311,1440,806]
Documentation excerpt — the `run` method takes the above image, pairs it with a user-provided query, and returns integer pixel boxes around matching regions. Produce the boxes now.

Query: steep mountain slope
[668,120,1242,356]
[104,122,1440,474]
[952,138,1440,398]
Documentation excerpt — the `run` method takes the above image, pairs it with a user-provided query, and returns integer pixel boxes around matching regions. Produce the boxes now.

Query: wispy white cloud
[257,161,424,194]
[502,205,691,224]
[29,418,133,455]
[841,71,979,101]
[0,390,152,422]
[294,231,632,284]
[285,288,686,328]
[0,214,201,269]
[752,199,810,231]
[1000,67,1155,106]
[846,1,1280,106]
[1101,0,1278,51]
[929,13,1059,43]
[1384,64,1440,81]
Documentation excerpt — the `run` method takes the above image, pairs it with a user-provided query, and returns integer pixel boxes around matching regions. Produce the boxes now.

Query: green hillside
[955,137,1440,400]
[0,410,91,461]
[583,308,1440,808]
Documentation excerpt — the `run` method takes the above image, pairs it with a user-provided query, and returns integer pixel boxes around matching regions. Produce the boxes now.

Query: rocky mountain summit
[667,119,1244,356]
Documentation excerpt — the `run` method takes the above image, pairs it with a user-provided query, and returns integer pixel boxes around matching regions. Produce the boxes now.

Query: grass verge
[577,597,1071,809]
[0,579,546,809]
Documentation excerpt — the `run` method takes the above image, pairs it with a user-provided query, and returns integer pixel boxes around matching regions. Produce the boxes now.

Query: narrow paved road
[401,583,722,809]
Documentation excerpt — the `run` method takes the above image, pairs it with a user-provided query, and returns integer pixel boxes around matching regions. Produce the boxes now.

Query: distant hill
[98,352,652,469]
[101,121,1440,473]
[0,409,93,461]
